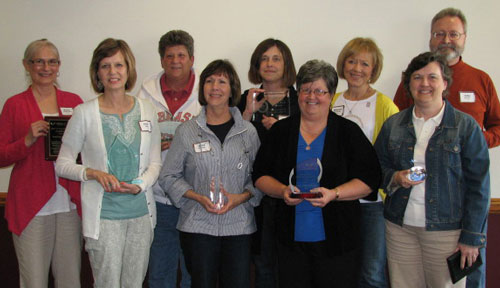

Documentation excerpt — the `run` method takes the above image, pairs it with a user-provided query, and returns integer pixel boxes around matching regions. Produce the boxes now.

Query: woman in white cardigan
[56,38,161,288]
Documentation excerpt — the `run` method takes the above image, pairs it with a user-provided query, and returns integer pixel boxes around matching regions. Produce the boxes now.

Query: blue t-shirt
[294,129,326,242]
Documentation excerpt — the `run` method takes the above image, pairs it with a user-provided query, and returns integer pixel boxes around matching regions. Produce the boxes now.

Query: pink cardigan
[0,87,83,235]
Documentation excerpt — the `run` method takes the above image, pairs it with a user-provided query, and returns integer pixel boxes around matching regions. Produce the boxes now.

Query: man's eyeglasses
[29,58,60,67]
[431,31,465,41]
[299,88,329,96]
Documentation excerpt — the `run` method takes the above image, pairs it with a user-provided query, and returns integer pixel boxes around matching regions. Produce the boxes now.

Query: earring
[57,72,60,77]
[97,81,103,91]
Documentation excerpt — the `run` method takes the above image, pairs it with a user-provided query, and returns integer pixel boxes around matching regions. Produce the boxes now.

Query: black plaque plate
[44,116,69,161]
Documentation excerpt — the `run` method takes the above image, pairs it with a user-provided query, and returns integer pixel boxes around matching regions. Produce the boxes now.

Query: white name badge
[60,107,73,116]
[193,141,211,153]
[460,91,476,103]
[332,105,344,116]
[139,120,152,132]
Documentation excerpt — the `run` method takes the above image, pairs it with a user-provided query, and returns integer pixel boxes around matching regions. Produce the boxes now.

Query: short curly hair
[158,30,194,58]
[402,52,452,99]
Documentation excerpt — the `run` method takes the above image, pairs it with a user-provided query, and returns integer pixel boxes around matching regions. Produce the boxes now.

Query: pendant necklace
[343,96,365,129]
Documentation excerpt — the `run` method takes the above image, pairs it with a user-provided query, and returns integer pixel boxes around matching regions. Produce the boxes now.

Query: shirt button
[429,199,434,203]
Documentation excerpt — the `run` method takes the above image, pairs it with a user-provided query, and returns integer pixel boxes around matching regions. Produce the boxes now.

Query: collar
[160,70,195,94]
[412,101,446,125]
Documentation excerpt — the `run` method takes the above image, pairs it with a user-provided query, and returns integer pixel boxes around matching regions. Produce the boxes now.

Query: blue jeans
[466,221,487,288]
[359,202,388,288]
[148,202,190,288]
[180,232,252,288]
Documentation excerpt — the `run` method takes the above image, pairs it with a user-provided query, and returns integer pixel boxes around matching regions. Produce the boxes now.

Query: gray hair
[296,60,338,95]
[23,38,60,62]
[158,30,194,58]
[431,7,467,34]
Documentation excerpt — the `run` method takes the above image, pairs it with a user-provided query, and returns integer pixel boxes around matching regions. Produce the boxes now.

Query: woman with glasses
[374,52,489,288]
[0,39,83,288]
[253,60,381,288]
[330,37,398,288]
[237,38,298,288]
[159,60,261,288]
[56,38,161,287]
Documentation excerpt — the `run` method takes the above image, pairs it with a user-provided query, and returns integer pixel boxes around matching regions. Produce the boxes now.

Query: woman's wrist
[242,109,253,121]
[332,188,340,201]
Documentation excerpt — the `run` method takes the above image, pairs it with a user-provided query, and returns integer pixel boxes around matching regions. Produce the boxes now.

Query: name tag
[460,91,475,103]
[332,105,344,116]
[60,107,73,116]
[139,120,152,132]
[193,141,211,153]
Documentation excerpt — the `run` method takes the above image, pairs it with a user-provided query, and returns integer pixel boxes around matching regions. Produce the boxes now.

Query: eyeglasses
[431,31,464,40]
[29,58,60,67]
[299,88,329,96]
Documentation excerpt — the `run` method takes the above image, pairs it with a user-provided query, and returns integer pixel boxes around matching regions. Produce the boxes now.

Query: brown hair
[248,38,296,87]
[89,38,137,93]
[199,60,241,107]
[402,52,452,99]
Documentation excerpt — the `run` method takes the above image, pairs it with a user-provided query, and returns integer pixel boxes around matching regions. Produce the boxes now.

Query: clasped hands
[86,168,142,194]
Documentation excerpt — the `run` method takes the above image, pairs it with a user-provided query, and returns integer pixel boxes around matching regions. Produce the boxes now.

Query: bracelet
[333,188,340,201]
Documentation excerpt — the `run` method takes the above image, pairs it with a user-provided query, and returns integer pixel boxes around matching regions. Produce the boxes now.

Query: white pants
[385,220,466,288]
[85,214,153,288]
[13,210,82,288]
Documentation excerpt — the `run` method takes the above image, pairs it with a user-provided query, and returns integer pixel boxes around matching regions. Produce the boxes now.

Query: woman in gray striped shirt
[158,59,261,288]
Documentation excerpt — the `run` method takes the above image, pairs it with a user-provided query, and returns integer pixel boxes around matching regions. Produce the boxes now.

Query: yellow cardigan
[330,91,399,144]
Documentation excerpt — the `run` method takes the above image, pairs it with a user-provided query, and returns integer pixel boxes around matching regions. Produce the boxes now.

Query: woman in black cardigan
[253,59,381,288]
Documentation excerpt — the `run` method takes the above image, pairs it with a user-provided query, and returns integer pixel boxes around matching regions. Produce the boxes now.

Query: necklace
[342,88,375,129]
[342,96,365,129]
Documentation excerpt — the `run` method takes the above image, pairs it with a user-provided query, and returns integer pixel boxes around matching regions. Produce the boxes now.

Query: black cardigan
[252,111,381,256]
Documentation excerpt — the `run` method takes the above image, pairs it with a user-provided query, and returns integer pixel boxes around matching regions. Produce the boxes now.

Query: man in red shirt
[393,7,500,149]
[393,8,497,288]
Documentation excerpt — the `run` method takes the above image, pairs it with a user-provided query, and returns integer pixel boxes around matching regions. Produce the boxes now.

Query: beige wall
[1,0,499,196]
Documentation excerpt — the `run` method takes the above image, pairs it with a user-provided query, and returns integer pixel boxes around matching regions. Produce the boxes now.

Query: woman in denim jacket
[374,52,490,288]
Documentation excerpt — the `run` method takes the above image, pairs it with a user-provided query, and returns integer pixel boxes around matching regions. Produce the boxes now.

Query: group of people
[0,6,497,288]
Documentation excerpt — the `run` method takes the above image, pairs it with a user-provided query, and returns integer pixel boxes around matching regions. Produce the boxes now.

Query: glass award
[408,166,426,181]
[289,158,323,199]
[107,136,142,186]
[407,160,426,181]
[252,90,290,121]
[209,176,225,210]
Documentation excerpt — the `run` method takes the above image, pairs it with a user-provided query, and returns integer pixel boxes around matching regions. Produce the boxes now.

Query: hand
[216,184,251,214]
[161,140,171,151]
[457,243,480,269]
[25,120,49,147]
[196,194,220,214]
[307,187,335,207]
[86,168,120,193]
[242,88,266,120]
[118,182,142,194]
[261,115,278,130]
[283,185,303,206]
[394,170,424,188]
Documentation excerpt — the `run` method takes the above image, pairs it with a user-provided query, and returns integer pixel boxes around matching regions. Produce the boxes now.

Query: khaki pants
[385,220,465,288]
[13,210,82,288]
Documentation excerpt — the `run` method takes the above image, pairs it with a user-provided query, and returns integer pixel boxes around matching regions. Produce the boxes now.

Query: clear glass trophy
[209,176,225,210]
[289,158,323,198]
[107,136,142,186]
[407,160,426,181]
[252,90,290,121]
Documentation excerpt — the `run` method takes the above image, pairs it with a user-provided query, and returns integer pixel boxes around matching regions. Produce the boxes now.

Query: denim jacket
[374,101,490,247]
